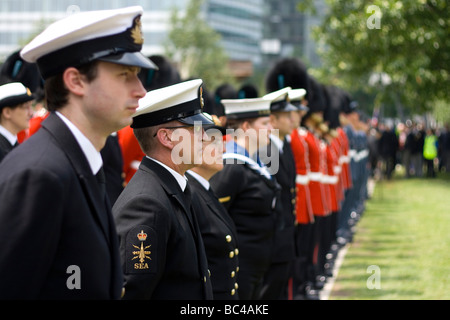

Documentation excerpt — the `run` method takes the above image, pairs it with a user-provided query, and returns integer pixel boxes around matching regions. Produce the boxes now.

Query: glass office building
[0,0,183,61]
[0,0,264,65]
[205,0,264,65]
[1,0,324,77]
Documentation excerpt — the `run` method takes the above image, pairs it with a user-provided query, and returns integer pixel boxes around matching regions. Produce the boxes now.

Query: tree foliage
[299,0,449,117]
[164,0,233,90]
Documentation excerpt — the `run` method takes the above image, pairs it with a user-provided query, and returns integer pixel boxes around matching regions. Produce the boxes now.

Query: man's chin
[114,117,133,132]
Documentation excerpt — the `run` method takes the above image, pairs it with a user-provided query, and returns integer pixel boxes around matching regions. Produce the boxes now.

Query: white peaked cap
[263,86,297,113]
[0,82,34,109]
[288,88,307,101]
[221,97,272,120]
[262,86,292,102]
[132,79,214,128]
[20,6,156,79]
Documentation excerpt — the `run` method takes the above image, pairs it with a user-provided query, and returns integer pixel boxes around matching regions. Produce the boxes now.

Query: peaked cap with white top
[20,6,157,79]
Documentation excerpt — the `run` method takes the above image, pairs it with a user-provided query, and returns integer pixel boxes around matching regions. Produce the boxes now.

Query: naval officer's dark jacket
[0,112,123,299]
[209,141,280,300]
[186,171,240,300]
[0,133,17,163]
[259,136,297,264]
[112,156,213,300]
[100,133,124,206]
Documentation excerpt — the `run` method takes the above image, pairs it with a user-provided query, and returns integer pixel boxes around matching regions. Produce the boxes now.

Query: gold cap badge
[131,16,144,45]
[199,86,204,109]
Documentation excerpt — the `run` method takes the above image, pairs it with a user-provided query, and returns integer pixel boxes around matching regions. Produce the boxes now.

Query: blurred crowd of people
[367,119,450,180]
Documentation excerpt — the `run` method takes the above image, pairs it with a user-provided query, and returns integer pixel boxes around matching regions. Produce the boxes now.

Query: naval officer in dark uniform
[0,82,34,162]
[0,6,156,299]
[187,116,240,299]
[209,96,281,300]
[113,79,214,299]
[258,87,298,299]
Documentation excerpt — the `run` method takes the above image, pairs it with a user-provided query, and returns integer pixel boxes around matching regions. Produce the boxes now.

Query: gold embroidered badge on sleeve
[132,230,151,269]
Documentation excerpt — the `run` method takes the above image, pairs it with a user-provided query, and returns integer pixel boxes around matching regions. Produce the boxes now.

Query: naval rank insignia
[132,230,151,269]
[126,225,156,274]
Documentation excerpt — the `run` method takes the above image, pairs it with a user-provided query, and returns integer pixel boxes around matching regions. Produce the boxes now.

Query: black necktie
[94,166,112,243]
[96,166,106,199]
[207,187,218,199]
[183,184,193,216]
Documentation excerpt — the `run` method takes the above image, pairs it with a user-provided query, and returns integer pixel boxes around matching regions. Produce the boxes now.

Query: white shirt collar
[186,170,210,190]
[146,156,188,191]
[0,125,17,146]
[270,133,284,153]
[56,111,103,175]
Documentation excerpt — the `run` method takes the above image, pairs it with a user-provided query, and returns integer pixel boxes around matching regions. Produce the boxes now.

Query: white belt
[356,149,369,161]
[322,175,338,184]
[348,149,357,159]
[296,174,310,185]
[334,165,342,174]
[309,172,323,181]
[339,155,350,164]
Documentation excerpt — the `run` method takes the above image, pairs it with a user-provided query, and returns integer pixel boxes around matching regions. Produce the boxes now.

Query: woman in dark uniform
[187,116,240,299]
[209,97,280,300]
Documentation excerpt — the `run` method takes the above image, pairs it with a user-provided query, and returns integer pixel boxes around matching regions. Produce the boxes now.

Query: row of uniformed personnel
[271,58,370,299]
[0,6,369,300]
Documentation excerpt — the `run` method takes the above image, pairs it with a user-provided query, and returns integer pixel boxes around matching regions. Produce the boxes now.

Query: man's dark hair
[44,61,99,112]
[133,126,157,155]
[226,117,256,131]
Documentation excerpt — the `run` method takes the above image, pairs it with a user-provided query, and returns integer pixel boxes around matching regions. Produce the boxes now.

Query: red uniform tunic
[324,141,340,212]
[337,127,352,191]
[290,128,314,224]
[330,135,345,205]
[29,111,49,136]
[18,110,49,142]
[319,139,332,215]
[303,129,329,217]
[117,125,145,185]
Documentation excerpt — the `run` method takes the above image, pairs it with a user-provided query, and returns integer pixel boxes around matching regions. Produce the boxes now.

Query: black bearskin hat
[213,83,237,117]
[138,55,181,91]
[265,57,311,97]
[0,49,44,93]
[238,83,259,99]
[323,85,342,129]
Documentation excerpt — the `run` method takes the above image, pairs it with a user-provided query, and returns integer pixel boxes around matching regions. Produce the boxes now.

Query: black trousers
[425,158,436,177]
[292,223,314,295]
[259,261,292,300]
[317,214,334,276]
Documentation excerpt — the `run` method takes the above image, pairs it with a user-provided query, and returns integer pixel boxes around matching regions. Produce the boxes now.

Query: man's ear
[269,114,277,124]
[62,67,86,96]
[1,107,12,120]
[156,128,175,150]
[241,120,251,131]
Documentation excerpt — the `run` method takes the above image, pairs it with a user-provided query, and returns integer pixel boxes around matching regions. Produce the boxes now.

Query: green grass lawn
[330,172,450,300]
